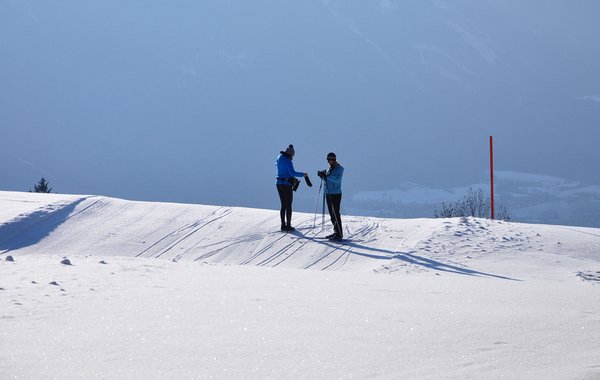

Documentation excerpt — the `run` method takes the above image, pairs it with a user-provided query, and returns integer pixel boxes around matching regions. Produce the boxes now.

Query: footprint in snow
[576,271,600,283]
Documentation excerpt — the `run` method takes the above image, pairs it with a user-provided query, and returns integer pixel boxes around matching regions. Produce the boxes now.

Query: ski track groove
[136,220,202,258]
[51,199,138,251]
[185,231,263,261]
[192,240,247,262]
[190,230,277,262]
[181,230,267,262]
[255,219,317,267]
[321,247,352,271]
[267,226,323,268]
[239,233,290,265]
[152,208,233,259]
[135,207,230,258]
[304,221,380,270]
[241,218,315,266]
[137,209,195,257]
[59,197,104,222]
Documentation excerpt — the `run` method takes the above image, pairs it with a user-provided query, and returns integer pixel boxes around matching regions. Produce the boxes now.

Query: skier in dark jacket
[318,152,344,240]
[275,144,308,231]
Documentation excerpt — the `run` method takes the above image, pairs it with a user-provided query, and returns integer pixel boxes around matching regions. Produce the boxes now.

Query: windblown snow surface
[1,191,599,379]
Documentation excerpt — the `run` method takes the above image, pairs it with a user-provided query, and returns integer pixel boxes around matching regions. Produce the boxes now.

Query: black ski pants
[277,184,294,227]
[326,193,343,237]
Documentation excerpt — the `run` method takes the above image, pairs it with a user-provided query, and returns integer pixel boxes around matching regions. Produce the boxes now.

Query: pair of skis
[280,227,349,243]
[281,227,350,243]
[314,235,349,243]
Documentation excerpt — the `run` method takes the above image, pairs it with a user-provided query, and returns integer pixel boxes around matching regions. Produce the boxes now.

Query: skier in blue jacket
[317,152,344,240]
[275,144,308,231]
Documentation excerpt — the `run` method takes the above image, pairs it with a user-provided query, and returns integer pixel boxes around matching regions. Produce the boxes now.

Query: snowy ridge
[1,191,599,278]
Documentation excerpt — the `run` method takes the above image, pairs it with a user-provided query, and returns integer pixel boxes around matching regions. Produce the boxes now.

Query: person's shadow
[294,229,520,281]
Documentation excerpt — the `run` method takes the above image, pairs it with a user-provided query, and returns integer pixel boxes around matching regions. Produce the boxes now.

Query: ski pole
[313,179,323,228]
[322,189,326,229]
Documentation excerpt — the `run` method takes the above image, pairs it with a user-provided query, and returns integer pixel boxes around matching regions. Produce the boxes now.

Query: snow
[1,191,600,379]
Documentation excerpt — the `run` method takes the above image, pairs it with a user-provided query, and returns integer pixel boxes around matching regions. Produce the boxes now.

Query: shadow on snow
[0,198,89,255]
[293,230,520,281]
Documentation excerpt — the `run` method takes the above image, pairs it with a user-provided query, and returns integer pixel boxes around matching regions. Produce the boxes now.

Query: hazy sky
[2,0,599,213]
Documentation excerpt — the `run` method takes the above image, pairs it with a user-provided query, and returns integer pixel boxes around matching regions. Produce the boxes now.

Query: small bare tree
[434,187,509,220]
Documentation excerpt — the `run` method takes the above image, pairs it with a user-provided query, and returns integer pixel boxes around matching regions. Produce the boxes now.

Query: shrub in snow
[434,187,510,221]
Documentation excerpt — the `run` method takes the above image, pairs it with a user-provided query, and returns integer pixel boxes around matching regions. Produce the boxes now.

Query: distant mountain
[348,171,600,227]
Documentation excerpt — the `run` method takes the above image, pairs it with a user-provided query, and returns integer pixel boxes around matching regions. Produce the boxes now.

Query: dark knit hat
[326,152,336,160]
[281,144,295,157]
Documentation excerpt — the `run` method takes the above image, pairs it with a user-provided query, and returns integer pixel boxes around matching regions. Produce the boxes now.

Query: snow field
[1,191,600,379]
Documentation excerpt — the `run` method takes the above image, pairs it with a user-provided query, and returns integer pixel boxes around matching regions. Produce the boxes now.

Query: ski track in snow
[303,220,379,270]
[142,207,233,259]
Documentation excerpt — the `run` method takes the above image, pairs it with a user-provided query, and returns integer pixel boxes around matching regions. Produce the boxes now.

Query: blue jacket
[275,154,305,186]
[324,163,344,194]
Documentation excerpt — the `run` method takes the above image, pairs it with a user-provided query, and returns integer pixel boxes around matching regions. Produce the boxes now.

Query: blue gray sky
[1,0,599,215]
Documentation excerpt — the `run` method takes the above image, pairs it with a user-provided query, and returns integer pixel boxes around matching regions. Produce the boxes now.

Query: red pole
[490,135,495,220]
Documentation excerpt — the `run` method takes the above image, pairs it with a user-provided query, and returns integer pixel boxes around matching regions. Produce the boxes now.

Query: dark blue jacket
[324,163,344,194]
[275,154,304,186]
